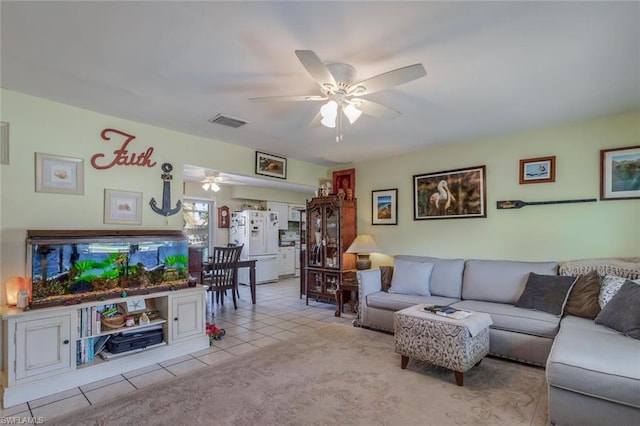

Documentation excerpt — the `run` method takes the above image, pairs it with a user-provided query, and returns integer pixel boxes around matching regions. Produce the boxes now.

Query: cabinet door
[307,205,324,268]
[278,247,286,275]
[324,203,340,269]
[170,293,204,343]
[15,314,73,380]
[267,202,288,230]
[284,247,295,274]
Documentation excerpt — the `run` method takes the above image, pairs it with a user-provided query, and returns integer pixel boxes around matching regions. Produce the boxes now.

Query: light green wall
[355,112,639,265]
[0,90,328,290]
[1,89,638,289]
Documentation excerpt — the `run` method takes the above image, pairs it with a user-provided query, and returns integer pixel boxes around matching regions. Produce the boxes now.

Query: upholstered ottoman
[394,304,492,386]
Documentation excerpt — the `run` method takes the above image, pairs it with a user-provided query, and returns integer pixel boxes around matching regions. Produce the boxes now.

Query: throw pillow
[379,266,394,292]
[515,273,577,316]
[564,270,601,319]
[595,280,640,340]
[388,259,433,296]
[599,275,640,308]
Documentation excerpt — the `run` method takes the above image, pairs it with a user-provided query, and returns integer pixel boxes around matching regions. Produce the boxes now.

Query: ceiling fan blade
[249,95,327,102]
[352,98,400,118]
[295,50,336,89]
[309,109,323,128]
[349,64,426,96]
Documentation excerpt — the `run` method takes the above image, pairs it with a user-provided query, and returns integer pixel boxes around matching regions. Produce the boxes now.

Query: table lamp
[346,235,380,270]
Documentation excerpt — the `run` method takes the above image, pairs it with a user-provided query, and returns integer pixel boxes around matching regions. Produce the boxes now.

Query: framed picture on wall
[332,168,355,200]
[255,151,287,179]
[600,145,640,200]
[35,152,84,195]
[519,156,555,184]
[104,189,142,225]
[413,165,486,220]
[372,189,398,225]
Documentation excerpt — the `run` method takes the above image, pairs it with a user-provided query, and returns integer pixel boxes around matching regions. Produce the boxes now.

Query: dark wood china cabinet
[305,196,357,305]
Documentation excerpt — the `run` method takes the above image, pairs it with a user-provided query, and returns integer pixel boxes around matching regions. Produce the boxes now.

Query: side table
[335,278,358,317]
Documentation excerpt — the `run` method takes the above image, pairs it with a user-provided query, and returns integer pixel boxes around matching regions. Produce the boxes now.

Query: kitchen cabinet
[266,201,288,230]
[278,246,295,276]
[305,196,357,305]
[288,205,305,221]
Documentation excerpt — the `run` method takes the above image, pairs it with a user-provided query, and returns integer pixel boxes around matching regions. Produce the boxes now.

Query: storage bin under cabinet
[0,286,208,408]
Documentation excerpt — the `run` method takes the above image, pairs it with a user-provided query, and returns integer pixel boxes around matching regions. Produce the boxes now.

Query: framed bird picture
[519,156,555,184]
[413,166,487,220]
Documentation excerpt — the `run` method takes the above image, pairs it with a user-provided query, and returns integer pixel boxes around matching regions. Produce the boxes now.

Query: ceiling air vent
[208,114,249,128]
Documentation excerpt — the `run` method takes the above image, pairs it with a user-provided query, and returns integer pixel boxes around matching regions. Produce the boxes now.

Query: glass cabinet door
[308,206,323,267]
[324,204,339,269]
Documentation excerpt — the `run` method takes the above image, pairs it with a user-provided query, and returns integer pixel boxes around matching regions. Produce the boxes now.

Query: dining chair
[206,244,243,309]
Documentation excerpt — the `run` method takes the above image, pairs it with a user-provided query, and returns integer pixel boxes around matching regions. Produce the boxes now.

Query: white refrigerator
[229,210,279,284]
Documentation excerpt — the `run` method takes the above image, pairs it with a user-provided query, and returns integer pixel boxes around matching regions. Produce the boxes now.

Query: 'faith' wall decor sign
[91,128,157,170]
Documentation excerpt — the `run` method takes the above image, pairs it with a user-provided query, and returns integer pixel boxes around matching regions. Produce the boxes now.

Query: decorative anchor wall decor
[150,163,182,216]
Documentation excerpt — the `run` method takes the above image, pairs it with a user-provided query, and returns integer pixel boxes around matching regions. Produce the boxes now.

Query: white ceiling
[2,1,639,172]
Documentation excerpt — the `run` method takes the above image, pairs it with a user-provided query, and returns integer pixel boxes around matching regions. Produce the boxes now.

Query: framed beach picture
[519,156,555,184]
[372,189,398,225]
[104,189,142,225]
[255,151,287,179]
[35,153,84,195]
[600,145,640,201]
[413,165,486,220]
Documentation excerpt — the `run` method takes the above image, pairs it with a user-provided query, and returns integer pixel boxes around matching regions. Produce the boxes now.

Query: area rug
[49,324,548,425]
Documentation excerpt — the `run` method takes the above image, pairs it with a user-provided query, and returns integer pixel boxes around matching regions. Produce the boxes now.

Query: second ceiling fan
[250,50,427,142]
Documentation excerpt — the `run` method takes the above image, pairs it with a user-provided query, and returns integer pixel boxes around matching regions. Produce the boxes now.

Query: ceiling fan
[249,50,427,142]
[201,172,224,192]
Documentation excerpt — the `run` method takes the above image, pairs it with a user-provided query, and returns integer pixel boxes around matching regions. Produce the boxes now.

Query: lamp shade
[5,276,25,306]
[346,235,380,254]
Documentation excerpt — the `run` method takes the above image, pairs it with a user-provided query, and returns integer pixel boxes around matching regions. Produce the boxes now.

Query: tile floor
[0,277,356,421]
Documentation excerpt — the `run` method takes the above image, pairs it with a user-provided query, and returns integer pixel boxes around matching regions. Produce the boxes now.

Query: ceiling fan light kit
[249,50,426,142]
[201,172,223,192]
[202,181,220,192]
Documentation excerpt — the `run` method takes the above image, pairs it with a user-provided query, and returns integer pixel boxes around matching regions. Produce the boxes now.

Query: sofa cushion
[515,273,577,316]
[395,255,465,299]
[564,270,601,319]
[599,274,640,308]
[451,300,561,338]
[594,280,640,340]
[366,291,459,312]
[462,259,558,304]
[547,315,640,409]
[388,259,433,296]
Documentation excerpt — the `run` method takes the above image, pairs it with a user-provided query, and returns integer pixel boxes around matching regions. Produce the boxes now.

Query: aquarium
[26,230,189,308]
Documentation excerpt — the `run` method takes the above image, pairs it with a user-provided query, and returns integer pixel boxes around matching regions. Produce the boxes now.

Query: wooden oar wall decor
[496,198,597,209]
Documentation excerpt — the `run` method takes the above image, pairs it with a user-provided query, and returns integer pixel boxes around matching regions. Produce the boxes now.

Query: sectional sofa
[357,255,640,425]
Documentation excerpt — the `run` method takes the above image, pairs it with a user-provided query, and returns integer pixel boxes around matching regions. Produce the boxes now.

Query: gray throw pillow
[515,273,577,316]
[388,259,433,296]
[595,280,640,340]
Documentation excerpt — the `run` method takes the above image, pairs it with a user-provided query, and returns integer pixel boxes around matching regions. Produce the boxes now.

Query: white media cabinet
[1,285,208,408]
